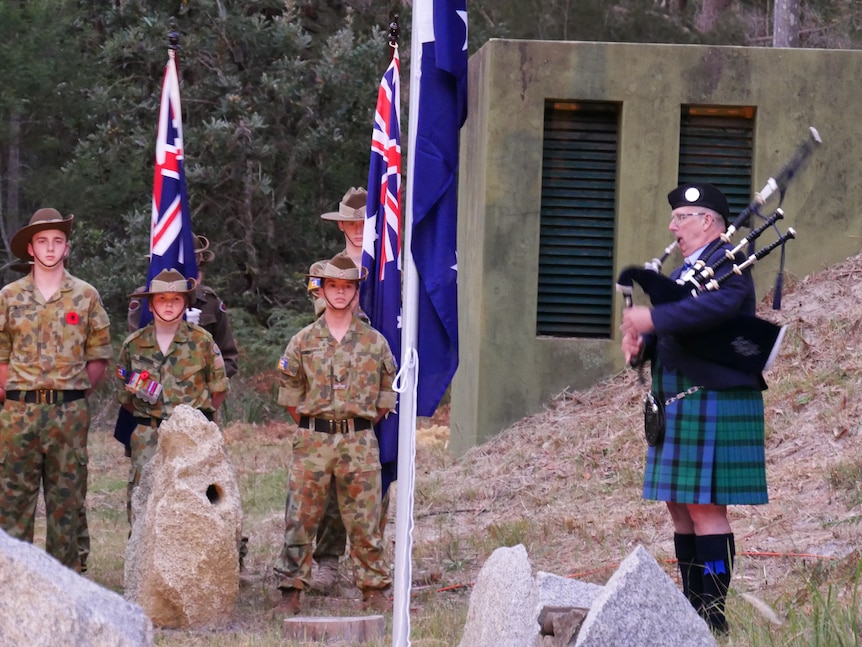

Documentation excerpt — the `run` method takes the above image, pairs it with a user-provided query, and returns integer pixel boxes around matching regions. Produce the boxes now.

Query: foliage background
[1,0,862,356]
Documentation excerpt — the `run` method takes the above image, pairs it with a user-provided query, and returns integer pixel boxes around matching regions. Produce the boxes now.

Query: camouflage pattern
[307,251,367,562]
[125,420,160,524]
[273,426,391,591]
[117,321,228,420]
[0,271,113,388]
[314,482,392,562]
[275,313,396,592]
[128,283,239,378]
[0,399,89,570]
[277,316,396,417]
[0,271,110,573]
[117,321,229,522]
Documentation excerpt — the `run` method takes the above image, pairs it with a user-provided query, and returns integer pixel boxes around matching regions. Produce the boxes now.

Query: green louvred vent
[537,101,618,338]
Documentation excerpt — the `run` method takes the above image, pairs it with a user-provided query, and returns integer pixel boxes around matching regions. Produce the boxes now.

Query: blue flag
[412,0,467,416]
[362,45,402,495]
[139,52,198,327]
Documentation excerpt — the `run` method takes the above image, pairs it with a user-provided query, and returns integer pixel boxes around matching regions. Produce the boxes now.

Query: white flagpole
[391,1,431,645]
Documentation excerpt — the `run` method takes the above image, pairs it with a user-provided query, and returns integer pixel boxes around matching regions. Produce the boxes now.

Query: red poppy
[140,370,150,380]
[65,311,80,325]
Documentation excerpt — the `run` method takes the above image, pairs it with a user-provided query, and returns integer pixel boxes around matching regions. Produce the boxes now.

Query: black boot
[696,533,735,635]
[674,532,702,611]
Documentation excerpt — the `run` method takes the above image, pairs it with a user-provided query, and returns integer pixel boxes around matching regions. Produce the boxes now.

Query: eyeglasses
[670,212,709,225]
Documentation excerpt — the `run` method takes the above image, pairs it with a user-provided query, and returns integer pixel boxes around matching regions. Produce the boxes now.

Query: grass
[25,393,862,646]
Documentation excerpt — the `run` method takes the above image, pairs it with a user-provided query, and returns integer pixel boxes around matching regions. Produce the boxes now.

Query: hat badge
[684,187,701,202]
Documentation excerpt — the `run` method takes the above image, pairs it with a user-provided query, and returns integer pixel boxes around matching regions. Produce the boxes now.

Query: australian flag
[139,51,198,327]
[412,0,468,416]
[115,51,198,446]
[361,45,402,496]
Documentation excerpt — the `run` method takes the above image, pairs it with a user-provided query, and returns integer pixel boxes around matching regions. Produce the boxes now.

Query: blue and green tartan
[643,367,768,505]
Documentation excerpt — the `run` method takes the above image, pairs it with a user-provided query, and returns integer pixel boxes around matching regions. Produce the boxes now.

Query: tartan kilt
[642,367,768,505]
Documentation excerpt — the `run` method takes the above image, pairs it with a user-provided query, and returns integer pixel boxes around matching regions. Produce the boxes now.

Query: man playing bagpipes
[620,183,768,635]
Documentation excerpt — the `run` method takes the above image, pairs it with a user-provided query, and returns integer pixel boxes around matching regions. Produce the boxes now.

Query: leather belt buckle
[36,389,55,405]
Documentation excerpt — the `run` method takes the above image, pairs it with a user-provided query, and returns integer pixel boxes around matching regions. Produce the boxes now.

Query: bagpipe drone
[617,127,821,374]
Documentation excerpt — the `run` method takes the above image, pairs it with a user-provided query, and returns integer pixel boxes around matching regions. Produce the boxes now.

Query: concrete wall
[450,39,862,455]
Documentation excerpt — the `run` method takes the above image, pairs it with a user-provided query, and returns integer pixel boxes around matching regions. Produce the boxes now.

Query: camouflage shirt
[0,271,112,390]
[278,314,396,419]
[117,321,229,420]
[127,283,239,378]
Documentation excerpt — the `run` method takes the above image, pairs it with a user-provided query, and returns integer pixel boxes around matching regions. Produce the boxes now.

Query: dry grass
[52,253,862,644]
[406,253,862,642]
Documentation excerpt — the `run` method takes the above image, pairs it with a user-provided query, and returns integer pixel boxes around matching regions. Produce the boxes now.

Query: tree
[696,0,734,33]
[773,0,801,47]
[59,1,390,322]
[0,0,99,263]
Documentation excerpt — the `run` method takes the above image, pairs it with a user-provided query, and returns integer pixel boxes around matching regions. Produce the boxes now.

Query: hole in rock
[206,484,222,504]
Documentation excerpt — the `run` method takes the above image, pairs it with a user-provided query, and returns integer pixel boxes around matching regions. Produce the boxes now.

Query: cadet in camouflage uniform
[117,268,229,524]
[128,234,238,378]
[305,187,368,594]
[0,208,112,572]
[274,255,396,616]
[6,259,94,571]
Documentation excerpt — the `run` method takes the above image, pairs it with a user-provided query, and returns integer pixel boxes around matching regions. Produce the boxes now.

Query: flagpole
[391,3,426,645]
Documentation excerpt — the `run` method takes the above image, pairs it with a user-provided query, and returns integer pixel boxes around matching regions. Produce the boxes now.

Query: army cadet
[5,259,95,571]
[308,187,367,317]
[273,255,395,615]
[0,208,112,572]
[128,234,238,378]
[305,187,369,595]
[117,268,229,524]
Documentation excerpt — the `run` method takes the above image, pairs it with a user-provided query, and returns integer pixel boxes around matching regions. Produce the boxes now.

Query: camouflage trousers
[127,420,160,525]
[0,398,89,571]
[274,427,391,592]
[314,480,391,560]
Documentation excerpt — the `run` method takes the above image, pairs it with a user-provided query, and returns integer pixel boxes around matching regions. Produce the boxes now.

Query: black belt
[5,389,86,405]
[298,416,372,433]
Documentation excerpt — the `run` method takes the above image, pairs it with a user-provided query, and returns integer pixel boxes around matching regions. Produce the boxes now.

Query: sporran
[642,384,703,447]
[643,391,665,447]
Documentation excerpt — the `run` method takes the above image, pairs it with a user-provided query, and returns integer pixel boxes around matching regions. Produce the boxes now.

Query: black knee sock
[696,533,735,634]
[674,532,702,611]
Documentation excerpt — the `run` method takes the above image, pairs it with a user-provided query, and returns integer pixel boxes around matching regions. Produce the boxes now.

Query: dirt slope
[410,252,862,603]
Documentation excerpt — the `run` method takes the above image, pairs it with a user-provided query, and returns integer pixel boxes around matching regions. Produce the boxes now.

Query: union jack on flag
[361,44,402,496]
[140,51,198,326]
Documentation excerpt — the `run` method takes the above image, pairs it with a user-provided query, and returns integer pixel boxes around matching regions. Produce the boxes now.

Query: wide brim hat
[194,234,215,264]
[306,254,368,283]
[10,208,75,260]
[320,187,368,222]
[131,268,198,300]
[142,233,215,263]
[667,183,730,223]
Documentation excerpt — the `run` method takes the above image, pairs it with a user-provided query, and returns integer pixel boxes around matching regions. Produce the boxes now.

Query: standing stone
[575,545,717,647]
[124,405,243,629]
[0,529,153,646]
[458,544,538,647]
